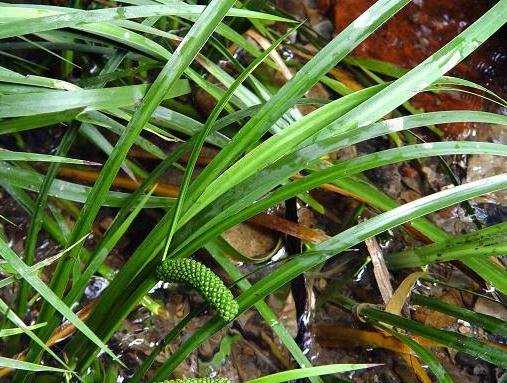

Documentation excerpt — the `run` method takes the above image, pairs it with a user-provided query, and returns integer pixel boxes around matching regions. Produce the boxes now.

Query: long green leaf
[354,303,507,368]
[388,330,453,383]
[207,238,323,383]
[0,162,173,207]
[0,238,121,363]
[412,293,507,338]
[171,141,507,259]
[0,357,68,374]
[0,323,46,338]
[38,0,238,369]
[0,298,68,369]
[386,222,507,269]
[0,151,88,164]
[0,81,189,117]
[152,174,507,376]
[184,0,410,204]
[245,364,378,383]
[163,25,299,258]
[0,4,291,40]
[0,109,80,135]
[17,127,77,331]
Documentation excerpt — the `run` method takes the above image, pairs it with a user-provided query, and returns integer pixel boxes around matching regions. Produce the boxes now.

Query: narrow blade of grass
[44,0,238,367]
[245,364,380,383]
[0,81,189,117]
[0,4,291,39]
[16,126,78,330]
[0,323,46,338]
[386,222,507,269]
[207,237,323,383]
[412,293,507,338]
[0,298,68,369]
[185,0,410,203]
[0,151,87,165]
[0,238,121,363]
[162,25,300,259]
[151,174,507,378]
[0,357,69,374]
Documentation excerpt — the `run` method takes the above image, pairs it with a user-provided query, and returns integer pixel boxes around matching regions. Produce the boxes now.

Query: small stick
[365,236,393,304]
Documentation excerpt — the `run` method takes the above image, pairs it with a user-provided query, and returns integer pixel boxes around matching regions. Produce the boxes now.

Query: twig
[365,236,393,304]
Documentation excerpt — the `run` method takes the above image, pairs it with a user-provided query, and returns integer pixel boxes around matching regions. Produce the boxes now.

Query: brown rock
[331,0,507,137]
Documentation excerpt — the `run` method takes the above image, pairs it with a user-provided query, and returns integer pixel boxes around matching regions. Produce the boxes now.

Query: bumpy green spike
[162,378,230,383]
[156,259,238,321]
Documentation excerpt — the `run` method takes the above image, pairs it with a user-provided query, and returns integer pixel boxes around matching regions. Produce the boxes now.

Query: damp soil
[1,1,506,382]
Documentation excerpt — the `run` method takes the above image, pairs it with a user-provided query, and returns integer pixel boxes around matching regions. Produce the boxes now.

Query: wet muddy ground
[1,0,506,382]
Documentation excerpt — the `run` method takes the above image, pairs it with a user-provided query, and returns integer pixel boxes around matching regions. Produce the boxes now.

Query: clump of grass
[0,0,506,382]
